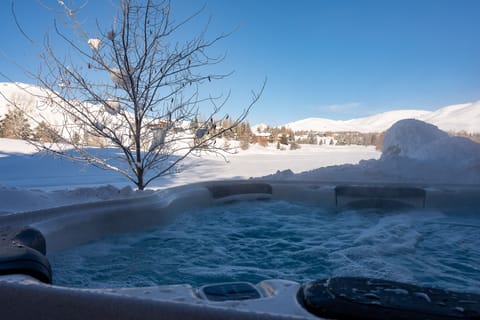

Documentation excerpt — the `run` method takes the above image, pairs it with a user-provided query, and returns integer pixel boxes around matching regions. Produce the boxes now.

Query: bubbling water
[50,200,480,292]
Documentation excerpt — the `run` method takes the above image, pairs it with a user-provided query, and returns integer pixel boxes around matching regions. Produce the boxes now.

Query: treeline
[451,131,480,144]
[294,130,383,147]
[254,127,480,150]
[254,126,382,149]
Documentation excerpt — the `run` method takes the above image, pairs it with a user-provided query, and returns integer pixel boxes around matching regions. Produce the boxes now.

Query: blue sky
[1,0,480,125]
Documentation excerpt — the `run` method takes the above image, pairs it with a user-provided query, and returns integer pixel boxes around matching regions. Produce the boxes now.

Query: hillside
[283,102,480,133]
[2,82,480,134]
[0,82,65,126]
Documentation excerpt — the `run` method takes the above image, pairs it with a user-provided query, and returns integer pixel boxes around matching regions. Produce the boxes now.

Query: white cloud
[322,102,362,112]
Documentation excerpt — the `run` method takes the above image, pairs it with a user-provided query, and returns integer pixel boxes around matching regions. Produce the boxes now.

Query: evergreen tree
[289,141,300,150]
[279,133,288,145]
[237,121,252,150]
[33,121,61,143]
[0,109,32,140]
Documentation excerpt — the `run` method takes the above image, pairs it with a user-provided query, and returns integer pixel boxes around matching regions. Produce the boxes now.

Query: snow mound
[411,136,480,163]
[381,119,449,158]
[382,119,480,165]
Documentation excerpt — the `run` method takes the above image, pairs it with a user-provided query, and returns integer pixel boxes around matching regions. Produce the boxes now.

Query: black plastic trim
[0,227,52,283]
[207,183,272,199]
[299,277,480,320]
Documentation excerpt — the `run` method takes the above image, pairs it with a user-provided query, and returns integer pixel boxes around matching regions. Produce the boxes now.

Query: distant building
[252,132,273,144]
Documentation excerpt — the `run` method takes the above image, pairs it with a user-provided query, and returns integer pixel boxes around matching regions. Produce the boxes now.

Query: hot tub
[1,181,479,319]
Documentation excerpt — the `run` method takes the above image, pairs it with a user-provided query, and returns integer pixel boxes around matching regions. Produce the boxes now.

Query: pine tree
[0,109,32,140]
[33,121,60,143]
[237,121,252,150]
[279,133,288,145]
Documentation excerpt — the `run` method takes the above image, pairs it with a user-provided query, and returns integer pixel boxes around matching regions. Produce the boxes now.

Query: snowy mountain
[2,82,479,134]
[283,102,480,133]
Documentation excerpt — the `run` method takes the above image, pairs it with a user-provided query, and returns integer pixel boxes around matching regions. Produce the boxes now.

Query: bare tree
[7,0,264,190]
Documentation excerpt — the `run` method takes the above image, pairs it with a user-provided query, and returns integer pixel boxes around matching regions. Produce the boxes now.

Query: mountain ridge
[280,101,480,133]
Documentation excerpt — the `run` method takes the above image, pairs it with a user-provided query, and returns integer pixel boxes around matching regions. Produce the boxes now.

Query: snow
[0,82,65,126]
[264,119,480,185]
[0,138,379,213]
[382,120,480,168]
[3,82,479,135]
[381,119,449,157]
[0,82,131,131]
[1,86,479,216]
[284,101,480,133]
[87,38,102,51]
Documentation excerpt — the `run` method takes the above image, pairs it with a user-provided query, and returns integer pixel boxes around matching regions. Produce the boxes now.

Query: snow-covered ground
[0,138,380,214]
[1,119,479,214]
